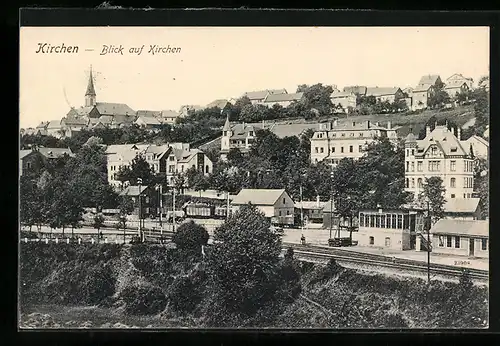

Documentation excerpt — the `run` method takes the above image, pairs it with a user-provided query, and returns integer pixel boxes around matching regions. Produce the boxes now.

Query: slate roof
[331,91,355,98]
[416,126,468,156]
[136,116,162,126]
[444,198,480,214]
[119,185,149,197]
[161,110,180,119]
[206,99,230,109]
[343,86,367,95]
[86,68,96,96]
[413,84,433,92]
[137,110,161,117]
[95,102,135,116]
[47,120,63,129]
[243,89,287,100]
[366,87,401,97]
[172,148,204,163]
[37,147,73,158]
[431,219,488,238]
[97,115,114,124]
[73,106,95,117]
[64,116,89,126]
[232,189,288,206]
[263,92,304,103]
[418,75,441,86]
[19,150,32,160]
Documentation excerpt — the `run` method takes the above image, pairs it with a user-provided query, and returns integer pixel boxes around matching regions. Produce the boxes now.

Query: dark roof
[263,92,304,103]
[366,87,401,97]
[431,219,488,238]
[37,147,73,159]
[119,185,149,196]
[95,102,135,116]
[137,110,161,117]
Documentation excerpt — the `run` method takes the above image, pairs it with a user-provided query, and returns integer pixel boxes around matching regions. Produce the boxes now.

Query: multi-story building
[220,116,260,160]
[404,124,475,200]
[262,92,304,108]
[330,91,357,112]
[310,119,399,165]
[164,147,213,186]
[20,146,73,176]
[242,89,288,105]
[365,87,405,103]
[411,74,443,110]
[446,73,474,90]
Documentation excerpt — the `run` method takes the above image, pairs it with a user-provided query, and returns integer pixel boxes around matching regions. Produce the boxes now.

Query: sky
[20,26,489,128]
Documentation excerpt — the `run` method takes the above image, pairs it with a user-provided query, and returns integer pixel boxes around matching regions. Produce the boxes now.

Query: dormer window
[451,147,457,153]
[249,131,254,136]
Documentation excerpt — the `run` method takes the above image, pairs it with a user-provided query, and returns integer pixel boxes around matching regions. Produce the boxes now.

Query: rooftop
[444,198,480,214]
[431,219,488,238]
[232,188,288,205]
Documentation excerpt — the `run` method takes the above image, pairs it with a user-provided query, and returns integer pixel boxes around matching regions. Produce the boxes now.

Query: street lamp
[137,177,143,241]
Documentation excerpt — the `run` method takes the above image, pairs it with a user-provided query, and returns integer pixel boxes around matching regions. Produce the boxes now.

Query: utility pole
[137,178,143,241]
[226,190,230,220]
[427,199,431,286]
[172,186,176,233]
[329,168,334,241]
[300,184,304,233]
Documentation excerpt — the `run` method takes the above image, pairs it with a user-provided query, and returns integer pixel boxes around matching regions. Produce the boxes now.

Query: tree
[427,82,451,109]
[226,148,244,167]
[20,176,42,232]
[299,83,334,116]
[471,87,489,137]
[171,220,209,254]
[172,172,186,194]
[206,204,283,317]
[93,213,105,242]
[115,153,155,186]
[421,177,447,224]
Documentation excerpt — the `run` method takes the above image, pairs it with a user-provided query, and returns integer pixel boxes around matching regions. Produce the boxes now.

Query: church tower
[85,65,97,107]
[220,115,232,160]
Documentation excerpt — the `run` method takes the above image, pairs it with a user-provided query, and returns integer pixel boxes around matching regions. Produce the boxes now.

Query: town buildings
[429,219,488,258]
[206,99,232,111]
[19,146,73,176]
[310,119,399,165]
[464,135,489,159]
[443,198,482,220]
[404,124,475,200]
[135,115,163,130]
[164,147,213,186]
[119,185,157,218]
[220,116,259,160]
[161,110,181,125]
[262,92,304,108]
[444,80,470,99]
[330,91,357,112]
[365,87,405,103]
[294,197,326,224]
[446,73,474,90]
[356,207,426,251]
[411,75,443,110]
[231,188,295,226]
[242,89,288,105]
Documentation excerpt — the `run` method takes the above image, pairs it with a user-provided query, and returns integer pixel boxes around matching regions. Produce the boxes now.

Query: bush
[171,221,209,253]
[120,284,167,315]
[168,276,201,313]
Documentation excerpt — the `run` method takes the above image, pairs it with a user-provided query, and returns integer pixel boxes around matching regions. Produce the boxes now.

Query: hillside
[19,242,488,329]
[198,105,475,151]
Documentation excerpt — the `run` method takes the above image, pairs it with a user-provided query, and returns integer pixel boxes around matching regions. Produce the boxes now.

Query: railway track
[284,243,489,283]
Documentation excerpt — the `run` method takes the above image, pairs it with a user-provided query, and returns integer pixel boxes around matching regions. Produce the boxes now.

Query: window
[181,165,184,172]
[169,156,175,161]
[341,133,345,137]
[145,197,150,204]
[450,177,456,188]
[436,161,440,171]
[365,214,370,227]
[359,133,363,137]
[397,215,403,229]
[375,215,381,228]
[205,165,209,174]
[360,213,365,227]
[451,194,455,198]
[381,215,386,228]
[406,149,409,156]
[411,149,415,156]
[417,178,423,188]
[438,236,444,247]
[168,165,175,173]
[359,145,362,152]
[287,210,290,215]
[386,214,391,228]
[392,214,397,229]
[279,211,282,216]
[446,235,452,248]
[223,131,227,136]
[249,131,254,136]
[450,160,456,171]
[320,147,324,153]
[481,239,488,250]
[405,178,409,188]
[350,133,355,137]
[369,236,374,245]
[385,237,391,247]
[341,147,344,153]
[406,162,409,172]
[428,161,432,171]
[370,215,375,228]
[464,177,468,188]
[417,161,423,172]
[349,146,353,153]
[315,147,319,153]
[411,162,415,172]
[283,198,286,204]
[403,215,409,229]
[411,178,415,188]
[455,236,460,248]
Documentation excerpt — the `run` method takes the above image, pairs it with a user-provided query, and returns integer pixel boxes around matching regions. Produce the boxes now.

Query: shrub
[120,283,167,315]
[171,221,209,253]
[168,276,201,313]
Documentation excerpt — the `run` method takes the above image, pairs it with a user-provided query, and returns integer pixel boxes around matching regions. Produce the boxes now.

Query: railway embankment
[19,242,488,328]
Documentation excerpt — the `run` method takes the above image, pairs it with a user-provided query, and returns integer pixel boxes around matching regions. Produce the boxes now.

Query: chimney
[426,125,431,136]
[242,121,245,129]
[457,127,461,140]
[387,121,392,129]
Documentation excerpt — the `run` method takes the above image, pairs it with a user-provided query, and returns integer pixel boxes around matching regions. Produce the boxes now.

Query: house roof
[36,121,49,129]
[112,114,136,125]
[418,74,441,86]
[206,99,230,109]
[161,110,180,119]
[343,86,367,95]
[413,84,433,92]
[416,126,468,156]
[230,123,262,139]
[444,81,467,89]
[47,120,62,129]
[19,150,33,159]
[136,116,162,125]
[405,132,417,142]
[366,87,401,97]
[243,89,287,100]
[223,116,231,131]
[331,91,355,98]
[64,116,89,126]
[466,135,489,148]
[172,148,204,163]
[119,185,149,197]
[444,198,480,214]
[178,105,203,114]
[97,115,114,124]
[37,147,73,158]
[232,189,288,206]
[431,219,488,238]
[137,110,161,118]
[95,102,135,116]
[294,201,326,210]
[263,92,304,103]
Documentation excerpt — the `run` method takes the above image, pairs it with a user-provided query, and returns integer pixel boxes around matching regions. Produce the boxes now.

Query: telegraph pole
[137,178,143,241]
[329,168,334,240]
[226,190,230,220]
[172,186,176,233]
[158,184,163,235]
[427,199,431,285]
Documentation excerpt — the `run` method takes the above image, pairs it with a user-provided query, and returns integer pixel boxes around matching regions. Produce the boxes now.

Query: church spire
[223,114,231,132]
[85,65,96,107]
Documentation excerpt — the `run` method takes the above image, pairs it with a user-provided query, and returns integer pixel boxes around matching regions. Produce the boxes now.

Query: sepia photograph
[19,25,489,329]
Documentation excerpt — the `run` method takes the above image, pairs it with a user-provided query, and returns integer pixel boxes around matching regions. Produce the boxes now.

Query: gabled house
[430,219,488,258]
[178,105,203,117]
[446,73,474,89]
[165,148,213,186]
[411,74,443,110]
[262,92,304,108]
[161,110,181,125]
[231,188,295,225]
[330,91,357,112]
[444,81,470,99]
[343,86,367,95]
[119,185,158,218]
[220,116,261,160]
[478,76,489,91]
[365,87,405,103]
[242,89,288,105]
[135,116,163,130]
[206,99,232,111]
[46,119,65,138]
[136,110,161,118]
[443,198,482,220]
[35,121,49,136]
[464,135,489,159]
[19,146,73,176]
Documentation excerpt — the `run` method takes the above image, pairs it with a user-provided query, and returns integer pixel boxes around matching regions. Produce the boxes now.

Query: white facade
[404,125,475,200]
[165,148,213,185]
[310,120,398,165]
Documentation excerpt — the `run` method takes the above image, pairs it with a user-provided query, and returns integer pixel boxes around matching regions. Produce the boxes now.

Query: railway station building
[356,207,426,251]
[430,219,489,259]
